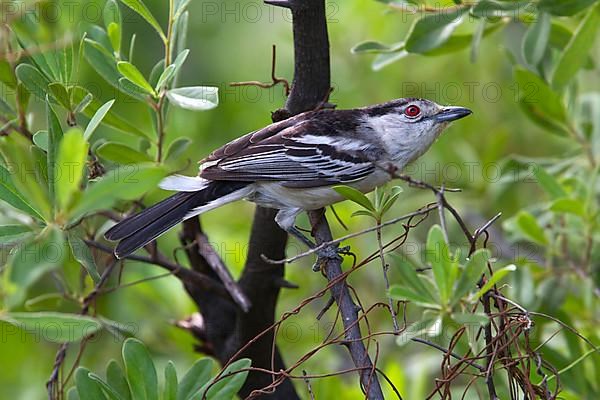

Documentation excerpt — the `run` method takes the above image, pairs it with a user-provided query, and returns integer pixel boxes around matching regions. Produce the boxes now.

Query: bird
[105,98,471,261]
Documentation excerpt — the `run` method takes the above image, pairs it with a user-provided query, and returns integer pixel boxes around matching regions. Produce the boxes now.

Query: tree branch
[308,211,385,399]
[274,0,385,397]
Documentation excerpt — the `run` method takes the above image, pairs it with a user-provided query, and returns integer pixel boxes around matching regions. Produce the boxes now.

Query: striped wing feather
[200,119,376,188]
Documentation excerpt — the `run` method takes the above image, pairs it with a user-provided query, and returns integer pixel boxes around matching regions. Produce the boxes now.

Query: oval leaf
[552,3,600,91]
[332,185,375,211]
[118,0,166,42]
[405,8,467,54]
[0,312,102,343]
[56,129,89,211]
[122,338,158,400]
[96,142,152,164]
[522,12,551,67]
[117,61,155,95]
[167,86,218,111]
[84,99,115,140]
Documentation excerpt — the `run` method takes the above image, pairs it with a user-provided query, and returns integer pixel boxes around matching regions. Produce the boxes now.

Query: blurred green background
[1,0,599,399]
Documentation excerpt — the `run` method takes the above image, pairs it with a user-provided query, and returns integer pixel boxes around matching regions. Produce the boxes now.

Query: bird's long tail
[105,179,251,259]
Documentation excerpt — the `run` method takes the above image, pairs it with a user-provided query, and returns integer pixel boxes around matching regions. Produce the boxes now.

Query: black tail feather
[105,181,248,259]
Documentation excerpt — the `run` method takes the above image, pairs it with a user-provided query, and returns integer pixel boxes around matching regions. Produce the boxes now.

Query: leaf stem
[155,0,175,163]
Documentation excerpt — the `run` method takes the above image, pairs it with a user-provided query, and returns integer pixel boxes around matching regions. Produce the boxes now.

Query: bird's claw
[311,245,351,272]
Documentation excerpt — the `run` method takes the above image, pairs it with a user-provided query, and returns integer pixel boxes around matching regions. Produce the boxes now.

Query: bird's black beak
[435,106,472,123]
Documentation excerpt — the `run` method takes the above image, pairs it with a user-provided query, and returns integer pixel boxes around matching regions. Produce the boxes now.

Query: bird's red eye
[405,105,421,117]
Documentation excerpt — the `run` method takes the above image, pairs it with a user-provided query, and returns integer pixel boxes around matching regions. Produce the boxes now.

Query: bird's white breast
[249,169,392,210]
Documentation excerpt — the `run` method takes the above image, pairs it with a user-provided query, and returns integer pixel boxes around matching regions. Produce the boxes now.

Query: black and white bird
[105,98,471,259]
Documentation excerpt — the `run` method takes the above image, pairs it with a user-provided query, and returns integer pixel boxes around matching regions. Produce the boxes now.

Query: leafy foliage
[1,0,599,398]
[70,339,250,400]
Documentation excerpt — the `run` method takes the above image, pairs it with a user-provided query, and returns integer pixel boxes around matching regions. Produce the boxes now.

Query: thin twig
[84,240,230,299]
[263,204,437,264]
[230,45,290,95]
[194,231,251,312]
[46,259,119,400]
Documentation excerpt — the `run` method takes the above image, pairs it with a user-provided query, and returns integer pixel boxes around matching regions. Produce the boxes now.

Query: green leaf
[391,254,438,306]
[71,87,148,138]
[516,211,548,245]
[372,50,408,71]
[380,186,403,216]
[0,95,14,116]
[47,101,64,207]
[119,77,151,98]
[174,0,192,17]
[166,86,219,111]
[70,164,166,219]
[87,25,113,52]
[539,0,598,16]
[0,60,17,88]
[107,23,122,56]
[165,137,191,163]
[63,40,74,84]
[88,373,123,400]
[396,316,441,347]
[0,164,45,220]
[0,312,101,343]
[117,61,156,95]
[522,12,551,67]
[552,3,600,91]
[4,228,64,308]
[513,67,568,135]
[351,209,376,218]
[16,82,30,112]
[474,265,517,300]
[104,0,122,54]
[73,91,94,114]
[67,387,80,400]
[122,338,158,400]
[351,41,404,54]
[532,165,566,199]
[149,59,166,87]
[84,39,142,100]
[426,225,454,304]
[405,8,467,54]
[68,232,101,283]
[177,358,213,400]
[388,285,440,308]
[0,225,32,245]
[106,360,131,400]
[471,0,530,18]
[84,99,115,140]
[201,358,251,400]
[118,0,166,42]
[15,63,50,101]
[172,11,189,64]
[452,249,490,305]
[164,362,178,400]
[451,312,489,326]
[56,129,88,211]
[549,198,586,217]
[76,368,107,400]
[0,134,51,220]
[333,185,375,211]
[48,83,71,110]
[155,64,176,91]
[96,142,152,164]
[425,22,503,56]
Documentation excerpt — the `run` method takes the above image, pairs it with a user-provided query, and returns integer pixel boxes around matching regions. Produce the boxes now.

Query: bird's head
[362,98,472,165]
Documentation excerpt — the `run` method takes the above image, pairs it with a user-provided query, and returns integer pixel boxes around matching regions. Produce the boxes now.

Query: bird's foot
[312,245,351,272]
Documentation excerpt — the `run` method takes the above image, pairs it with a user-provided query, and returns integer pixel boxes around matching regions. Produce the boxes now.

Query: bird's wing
[200,120,379,188]
[200,112,308,164]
